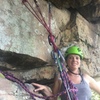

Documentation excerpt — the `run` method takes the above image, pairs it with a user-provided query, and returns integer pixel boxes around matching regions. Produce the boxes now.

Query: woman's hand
[32,83,53,97]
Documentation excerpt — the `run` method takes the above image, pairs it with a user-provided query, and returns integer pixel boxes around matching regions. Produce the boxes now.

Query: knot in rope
[48,34,58,52]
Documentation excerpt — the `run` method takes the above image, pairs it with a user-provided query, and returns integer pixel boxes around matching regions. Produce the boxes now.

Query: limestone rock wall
[0,0,100,99]
[0,77,44,100]
[0,0,69,63]
[0,0,100,80]
[76,14,100,77]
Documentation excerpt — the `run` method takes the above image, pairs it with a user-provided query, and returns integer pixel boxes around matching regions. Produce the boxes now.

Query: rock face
[45,0,100,23]
[0,49,47,70]
[0,0,100,99]
[0,0,100,78]
[0,76,44,100]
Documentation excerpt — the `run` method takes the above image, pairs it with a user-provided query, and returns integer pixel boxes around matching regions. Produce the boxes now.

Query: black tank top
[60,75,92,100]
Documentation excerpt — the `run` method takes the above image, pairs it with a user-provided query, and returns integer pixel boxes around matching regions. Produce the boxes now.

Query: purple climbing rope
[0,0,78,100]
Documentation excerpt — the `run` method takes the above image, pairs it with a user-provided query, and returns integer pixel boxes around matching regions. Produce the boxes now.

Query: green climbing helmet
[65,46,83,59]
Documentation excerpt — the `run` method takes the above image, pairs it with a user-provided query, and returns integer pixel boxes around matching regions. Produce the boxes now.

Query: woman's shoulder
[83,73,92,79]
[82,73,91,84]
[82,73,96,84]
[54,72,62,83]
[83,73,90,77]
[83,73,100,94]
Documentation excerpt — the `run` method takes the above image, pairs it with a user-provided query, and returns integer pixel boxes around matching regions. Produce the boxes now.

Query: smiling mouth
[72,63,77,66]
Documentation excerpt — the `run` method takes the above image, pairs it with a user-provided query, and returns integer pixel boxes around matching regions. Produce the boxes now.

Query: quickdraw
[0,0,78,100]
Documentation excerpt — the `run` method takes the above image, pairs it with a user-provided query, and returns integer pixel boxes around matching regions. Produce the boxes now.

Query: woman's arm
[52,73,62,100]
[52,73,62,94]
[84,74,100,94]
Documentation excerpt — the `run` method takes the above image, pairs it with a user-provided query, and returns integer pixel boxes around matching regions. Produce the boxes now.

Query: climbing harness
[0,0,78,100]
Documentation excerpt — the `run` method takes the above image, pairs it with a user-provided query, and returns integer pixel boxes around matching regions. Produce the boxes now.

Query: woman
[32,46,100,100]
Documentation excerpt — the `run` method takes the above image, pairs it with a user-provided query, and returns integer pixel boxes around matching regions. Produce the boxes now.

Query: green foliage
[91,91,100,100]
